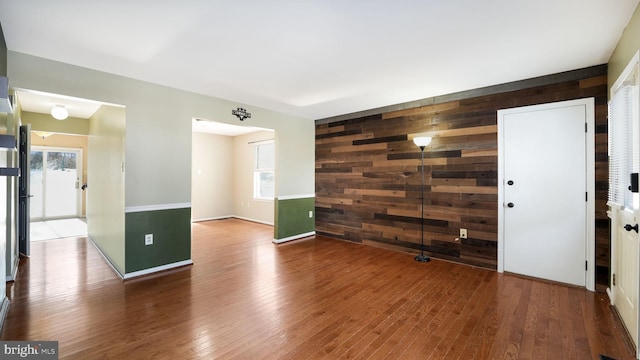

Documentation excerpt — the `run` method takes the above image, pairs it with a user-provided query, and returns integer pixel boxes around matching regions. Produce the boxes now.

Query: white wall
[7,51,315,209]
[274,119,316,197]
[88,105,126,273]
[191,132,234,221]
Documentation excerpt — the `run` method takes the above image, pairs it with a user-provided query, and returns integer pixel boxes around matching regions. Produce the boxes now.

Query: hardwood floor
[1,218,635,359]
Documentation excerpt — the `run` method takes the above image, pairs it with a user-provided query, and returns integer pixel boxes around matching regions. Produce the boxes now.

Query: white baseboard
[0,296,10,332]
[273,231,316,244]
[124,260,193,280]
[192,215,233,223]
[5,256,19,282]
[88,236,193,280]
[88,236,125,279]
[233,216,274,226]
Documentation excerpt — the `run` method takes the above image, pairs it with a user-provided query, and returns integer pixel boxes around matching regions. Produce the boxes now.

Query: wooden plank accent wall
[315,66,610,290]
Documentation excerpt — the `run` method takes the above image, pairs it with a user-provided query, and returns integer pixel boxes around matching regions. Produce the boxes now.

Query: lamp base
[414,254,430,263]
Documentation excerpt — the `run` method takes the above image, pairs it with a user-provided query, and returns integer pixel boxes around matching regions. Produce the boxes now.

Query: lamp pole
[413,137,432,263]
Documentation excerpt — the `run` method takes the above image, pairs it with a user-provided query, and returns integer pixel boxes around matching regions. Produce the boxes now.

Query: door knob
[624,224,639,233]
[507,202,515,208]
[507,180,514,186]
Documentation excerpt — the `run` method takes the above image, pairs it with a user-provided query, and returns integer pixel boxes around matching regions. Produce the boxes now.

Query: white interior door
[498,98,594,288]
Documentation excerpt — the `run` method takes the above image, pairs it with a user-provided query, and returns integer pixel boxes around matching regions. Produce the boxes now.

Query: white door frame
[497,98,596,291]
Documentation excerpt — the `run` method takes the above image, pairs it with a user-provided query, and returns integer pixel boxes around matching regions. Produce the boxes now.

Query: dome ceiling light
[51,105,68,120]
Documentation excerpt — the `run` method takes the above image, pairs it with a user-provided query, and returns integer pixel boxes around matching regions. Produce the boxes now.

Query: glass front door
[30,147,82,220]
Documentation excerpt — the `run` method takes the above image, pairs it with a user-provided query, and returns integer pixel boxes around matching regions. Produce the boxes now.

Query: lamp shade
[413,136,432,147]
[51,105,68,120]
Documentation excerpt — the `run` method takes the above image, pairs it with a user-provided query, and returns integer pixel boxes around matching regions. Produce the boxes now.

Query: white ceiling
[1,1,638,120]
[16,90,104,119]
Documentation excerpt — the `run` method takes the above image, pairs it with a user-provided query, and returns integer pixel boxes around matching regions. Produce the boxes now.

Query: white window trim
[253,140,275,201]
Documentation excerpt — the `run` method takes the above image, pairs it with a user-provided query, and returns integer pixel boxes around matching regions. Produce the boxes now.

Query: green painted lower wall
[275,197,315,239]
[125,207,191,273]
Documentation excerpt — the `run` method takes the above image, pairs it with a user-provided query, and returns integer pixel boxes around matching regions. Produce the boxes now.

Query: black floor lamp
[413,136,432,263]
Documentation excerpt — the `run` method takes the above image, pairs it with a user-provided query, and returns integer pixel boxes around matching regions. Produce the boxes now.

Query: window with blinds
[608,58,640,210]
[254,141,275,200]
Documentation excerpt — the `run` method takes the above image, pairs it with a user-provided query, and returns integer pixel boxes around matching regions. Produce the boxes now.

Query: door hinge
[585,260,588,271]
[613,273,616,286]
[585,123,587,133]
[585,192,588,201]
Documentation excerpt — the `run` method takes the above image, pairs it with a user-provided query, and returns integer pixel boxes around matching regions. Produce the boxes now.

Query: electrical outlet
[460,228,467,239]
[309,210,313,218]
[145,233,153,245]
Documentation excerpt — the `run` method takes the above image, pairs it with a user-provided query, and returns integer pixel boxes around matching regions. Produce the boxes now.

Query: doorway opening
[13,89,99,251]
[30,146,82,221]
[29,146,87,241]
[6,88,125,282]
[191,119,276,226]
